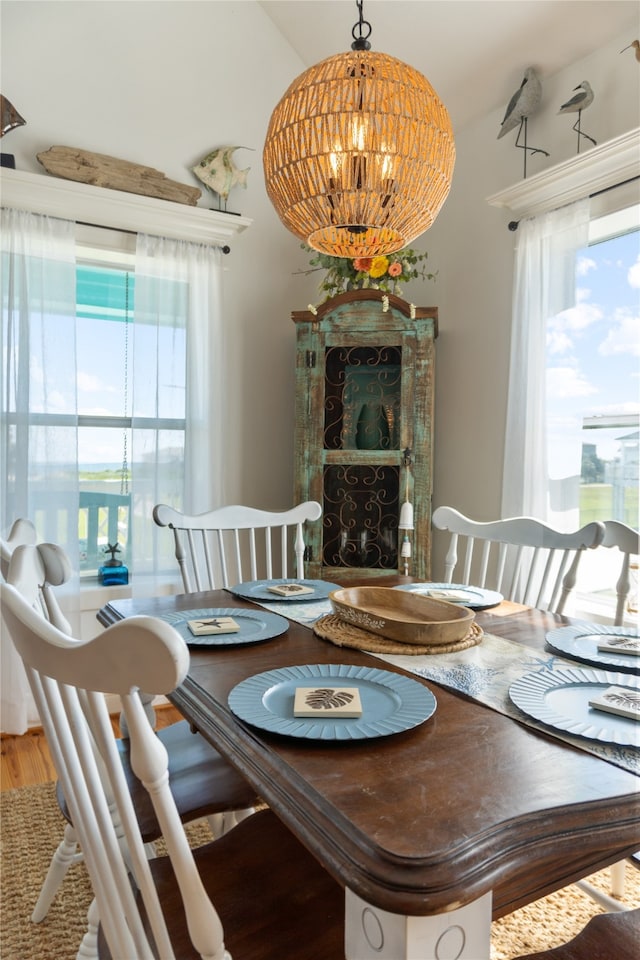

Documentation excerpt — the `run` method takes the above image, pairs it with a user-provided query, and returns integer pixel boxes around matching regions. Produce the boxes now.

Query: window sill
[78,575,181,612]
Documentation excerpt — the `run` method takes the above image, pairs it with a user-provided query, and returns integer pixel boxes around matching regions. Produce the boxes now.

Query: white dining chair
[153,501,323,592]
[5,542,259,933]
[431,506,605,615]
[0,517,37,578]
[1,581,344,960]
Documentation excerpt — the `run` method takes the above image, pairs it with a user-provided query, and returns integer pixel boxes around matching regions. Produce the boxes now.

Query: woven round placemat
[313,615,483,655]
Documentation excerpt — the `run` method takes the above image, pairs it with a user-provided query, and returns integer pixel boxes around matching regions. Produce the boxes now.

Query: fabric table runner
[245,594,639,776]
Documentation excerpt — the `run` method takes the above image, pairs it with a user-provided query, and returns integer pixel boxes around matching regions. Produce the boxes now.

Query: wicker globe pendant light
[263,1,455,259]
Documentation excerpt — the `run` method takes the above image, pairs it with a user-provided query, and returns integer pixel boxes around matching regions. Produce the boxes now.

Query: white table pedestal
[345,888,492,960]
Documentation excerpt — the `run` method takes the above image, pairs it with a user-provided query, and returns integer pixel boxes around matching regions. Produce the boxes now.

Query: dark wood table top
[99,583,640,920]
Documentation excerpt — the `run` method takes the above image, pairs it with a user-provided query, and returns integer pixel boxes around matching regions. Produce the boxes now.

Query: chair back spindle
[600,521,639,626]
[153,502,322,592]
[432,507,605,615]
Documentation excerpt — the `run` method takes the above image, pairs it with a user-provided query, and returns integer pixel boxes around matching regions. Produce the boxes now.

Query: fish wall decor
[192,146,251,209]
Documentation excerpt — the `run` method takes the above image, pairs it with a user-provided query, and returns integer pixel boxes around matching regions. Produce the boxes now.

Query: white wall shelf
[0,167,252,246]
[486,127,640,220]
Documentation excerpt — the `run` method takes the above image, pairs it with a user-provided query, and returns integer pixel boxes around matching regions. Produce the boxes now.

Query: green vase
[355,402,390,450]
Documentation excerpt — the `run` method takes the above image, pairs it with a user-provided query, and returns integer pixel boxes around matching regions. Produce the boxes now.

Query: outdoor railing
[79,491,130,572]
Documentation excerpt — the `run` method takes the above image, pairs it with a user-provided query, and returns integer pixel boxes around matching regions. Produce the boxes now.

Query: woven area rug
[1,781,638,960]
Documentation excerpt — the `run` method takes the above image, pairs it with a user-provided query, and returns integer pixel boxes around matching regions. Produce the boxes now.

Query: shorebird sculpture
[0,95,26,169]
[498,67,548,178]
[558,81,596,152]
[0,95,25,138]
[620,39,640,61]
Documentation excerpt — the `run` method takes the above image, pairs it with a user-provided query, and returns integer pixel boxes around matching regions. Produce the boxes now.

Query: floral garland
[300,244,436,302]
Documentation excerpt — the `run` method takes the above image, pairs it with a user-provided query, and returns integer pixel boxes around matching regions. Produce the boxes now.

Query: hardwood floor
[0,704,183,791]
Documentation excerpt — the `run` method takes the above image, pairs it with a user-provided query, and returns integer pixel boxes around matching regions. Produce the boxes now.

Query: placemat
[313,614,483,655]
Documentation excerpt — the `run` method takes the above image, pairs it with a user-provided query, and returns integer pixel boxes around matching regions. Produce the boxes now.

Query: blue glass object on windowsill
[99,542,129,586]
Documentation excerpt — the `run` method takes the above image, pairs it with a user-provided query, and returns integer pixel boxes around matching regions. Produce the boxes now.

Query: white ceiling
[259,1,639,130]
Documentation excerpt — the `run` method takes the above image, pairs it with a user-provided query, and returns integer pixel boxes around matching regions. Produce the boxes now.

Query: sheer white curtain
[0,208,79,733]
[131,233,225,593]
[502,198,591,525]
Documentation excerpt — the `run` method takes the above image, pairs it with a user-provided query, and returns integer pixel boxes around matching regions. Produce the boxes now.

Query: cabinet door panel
[293,292,436,581]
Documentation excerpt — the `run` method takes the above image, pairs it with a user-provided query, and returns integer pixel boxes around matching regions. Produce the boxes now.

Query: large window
[1,209,220,588]
[547,205,639,526]
[1,179,236,733]
[76,262,187,574]
[546,204,639,618]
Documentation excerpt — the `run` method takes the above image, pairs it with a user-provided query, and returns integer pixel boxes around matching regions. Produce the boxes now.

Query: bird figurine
[558,81,596,152]
[192,146,251,211]
[620,40,640,61]
[0,95,26,169]
[0,95,26,138]
[498,67,549,177]
[498,67,543,139]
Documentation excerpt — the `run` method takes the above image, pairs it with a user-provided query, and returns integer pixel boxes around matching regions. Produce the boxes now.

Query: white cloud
[45,389,74,414]
[576,256,596,277]
[599,311,640,358]
[546,329,573,355]
[547,365,598,400]
[576,286,591,303]
[587,401,640,416]
[77,372,117,394]
[628,255,640,289]
[78,434,126,464]
[551,301,602,333]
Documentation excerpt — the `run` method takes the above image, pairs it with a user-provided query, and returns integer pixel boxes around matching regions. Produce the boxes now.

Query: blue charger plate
[228,663,436,740]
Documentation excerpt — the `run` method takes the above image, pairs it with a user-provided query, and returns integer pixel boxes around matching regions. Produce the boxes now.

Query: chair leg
[610,859,626,898]
[575,877,629,912]
[206,806,255,839]
[207,812,225,838]
[75,897,99,960]
[31,822,83,922]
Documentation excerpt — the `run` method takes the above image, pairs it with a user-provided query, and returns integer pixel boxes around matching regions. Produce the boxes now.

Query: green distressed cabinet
[292,290,437,582]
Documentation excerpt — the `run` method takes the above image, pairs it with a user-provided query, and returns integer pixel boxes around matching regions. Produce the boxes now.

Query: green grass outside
[580,483,638,527]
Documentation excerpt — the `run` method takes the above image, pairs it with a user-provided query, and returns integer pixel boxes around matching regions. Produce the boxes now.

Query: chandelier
[263,1,455,258]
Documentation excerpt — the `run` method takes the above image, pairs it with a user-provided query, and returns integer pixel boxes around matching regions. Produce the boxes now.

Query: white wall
[2,2,638,580]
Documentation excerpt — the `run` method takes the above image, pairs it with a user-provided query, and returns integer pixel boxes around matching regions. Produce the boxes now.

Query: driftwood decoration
[37,145,202,205]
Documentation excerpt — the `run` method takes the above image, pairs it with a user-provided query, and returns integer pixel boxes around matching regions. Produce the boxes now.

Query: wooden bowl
[328,586,475,647]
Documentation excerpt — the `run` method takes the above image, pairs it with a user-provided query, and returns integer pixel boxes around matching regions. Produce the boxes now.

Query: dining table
[98,576,640,960]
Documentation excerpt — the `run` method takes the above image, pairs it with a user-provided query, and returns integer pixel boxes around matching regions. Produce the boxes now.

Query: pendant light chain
[351,0,371,48]
[120,271,130,497]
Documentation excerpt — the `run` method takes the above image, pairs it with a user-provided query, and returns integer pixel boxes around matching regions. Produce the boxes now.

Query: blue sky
[77,309,186,466]
[546,223,640,469]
